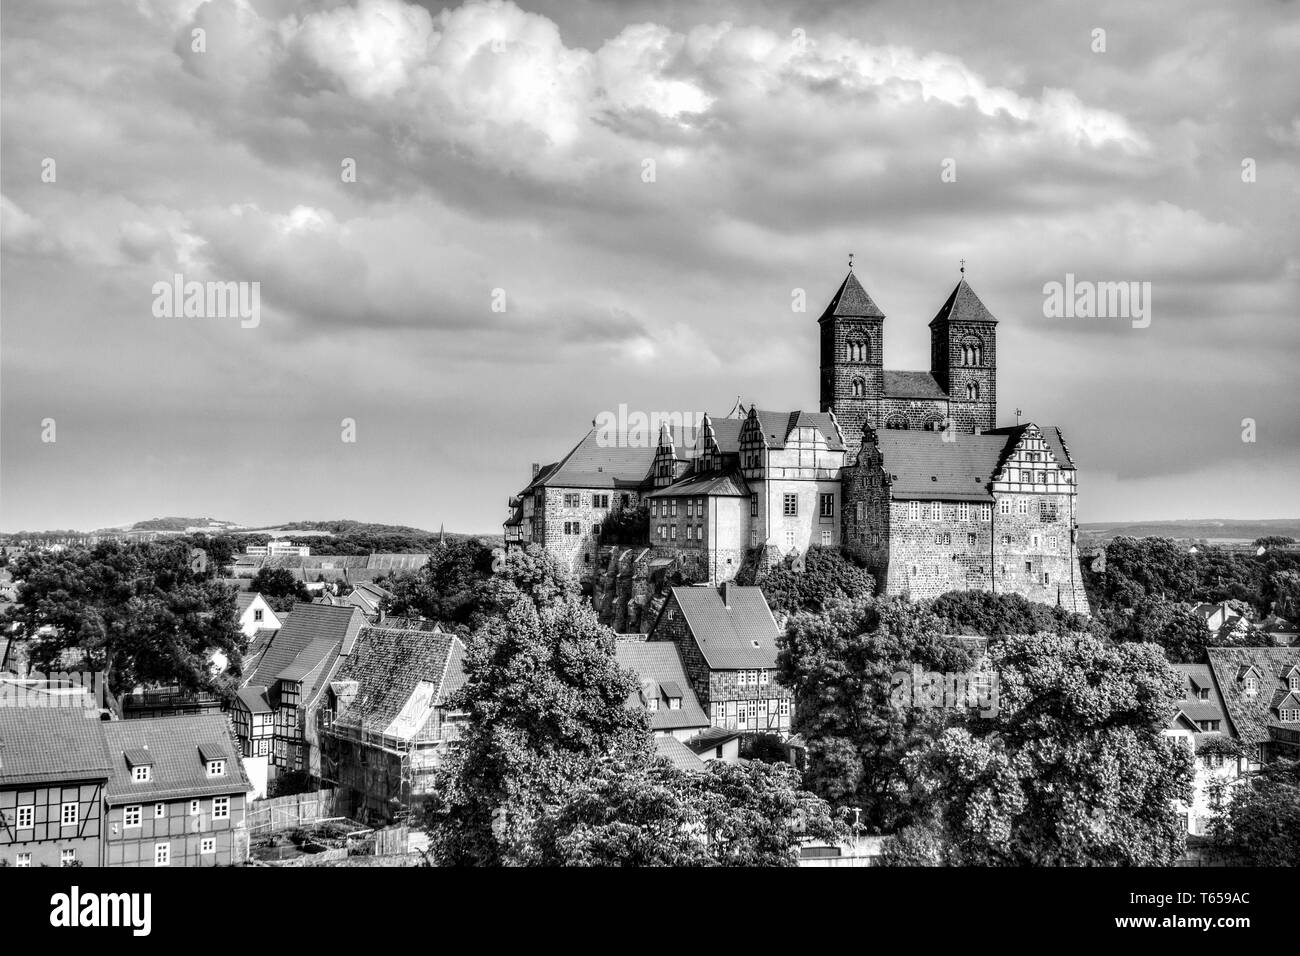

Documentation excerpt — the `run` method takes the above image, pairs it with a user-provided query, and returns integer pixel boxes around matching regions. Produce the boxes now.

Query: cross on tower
[848,252,855,272]
[960,258,966,275]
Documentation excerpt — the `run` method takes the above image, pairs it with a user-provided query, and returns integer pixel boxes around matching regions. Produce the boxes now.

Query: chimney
[531,462,541,478]
[973,426,982,436]
[721,580,731,609]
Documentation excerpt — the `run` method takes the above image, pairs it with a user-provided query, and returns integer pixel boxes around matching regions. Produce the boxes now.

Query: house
[235,592,282,638]
[1163,663,1245,835]
[232,603,366,784]
[344,581,393,619]
[318,624,467,823]
[1193,602,1247,638]
[0,708,111,868]
[684,726,742,763]
[654,736,707,772]
[615,639,711,743]
[100,715,253,867]
[1257,614,1300,647]
[648,583,794,735]
[1206,647,1300,765]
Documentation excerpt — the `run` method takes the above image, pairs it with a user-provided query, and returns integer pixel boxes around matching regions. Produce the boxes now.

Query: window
[653,500,660,517]
[563,493,580,508]
[1244,677,1259,695]
[1290,674,1300,691]
[213,797,230,820]
[646,697,659,712]
[856,501,865,522]
[155,803,165,818]
[786,530,795,550]
[783,494,798,517]
[751,529,758,546]
[846,336,868,362]
[61,802,78,827]
[207,760,226,777]
[715,746,724,759]
[594,494,609,509]
[1198,688,1210,701]
[190,800,200,816]
[908,501,920,521]
[15,853,31,867]
[685,525,693,541]
[591,523,601,538]
[1031,534,1040,549]
[1280,708,1300,722]
[155,843,170,867]
[760,670,769,686]
[124,805,142,828]
[966,382,980,401]
[1039,500,1058,522]
[957,503,969,521]
[872,533,881,546]
[821,530,832,546]
[201,838,216,855]
[750,493,759,517]
[668,697,681,711]
[253,608,263,622]
[1017,499,1029,516]
[935,533,951,545]
[999,499,1011,516]
[1042,572,1051,585]
[967,533,977,546]
[61,850,76,867]
[851,377,866,398]
[737,701,749,724]
[658,525,666,540]
[820,493,835,518]
[670,525,677,540]
[779,699,790,717]
[133,765,151,782]
[1024,561,1032,573]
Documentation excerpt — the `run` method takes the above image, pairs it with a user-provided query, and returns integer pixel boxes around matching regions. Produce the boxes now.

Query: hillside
[1079,518,1300,548]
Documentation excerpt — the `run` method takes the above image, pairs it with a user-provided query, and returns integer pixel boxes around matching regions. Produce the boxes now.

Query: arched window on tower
[961,336,983,366]
[851,377,866,398]
[846,335,868,362]
[884,414,908,430]
[966,382,980,401]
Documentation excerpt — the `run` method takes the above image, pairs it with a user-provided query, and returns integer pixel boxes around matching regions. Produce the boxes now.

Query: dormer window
[207,760,226,777]
[133,766,151,782]
[1281,708,1300,722]
[646,697,659,712]
[199,743,229,777]
[125,748,154,782]
[1244,676,1259,696]
[1290,675,1300,692]
[667,697,681,711]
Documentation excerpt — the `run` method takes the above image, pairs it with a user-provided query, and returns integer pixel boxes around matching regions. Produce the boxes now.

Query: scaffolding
[317,711,448,824]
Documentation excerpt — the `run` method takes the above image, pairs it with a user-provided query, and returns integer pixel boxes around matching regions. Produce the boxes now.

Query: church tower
[928,275,997,432]
[818,267,885,452]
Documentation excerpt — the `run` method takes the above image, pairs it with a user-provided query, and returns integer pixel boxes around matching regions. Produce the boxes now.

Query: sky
[1,0,1297,533]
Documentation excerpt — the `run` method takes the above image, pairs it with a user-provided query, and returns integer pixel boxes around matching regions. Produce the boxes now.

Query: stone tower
[928,277,997,432]
[818,269,885,448]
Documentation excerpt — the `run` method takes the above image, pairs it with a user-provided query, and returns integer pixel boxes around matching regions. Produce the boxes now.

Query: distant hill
[125,517,241,532]
[1080,518,1300,548]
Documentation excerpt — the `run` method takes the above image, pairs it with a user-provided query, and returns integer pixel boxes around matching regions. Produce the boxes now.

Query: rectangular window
[670,525,677,540]
[207,760,226,777]
[125,805,142,828]
[1025,561,1032,573]
[872,533,881,546]
[155,803,165,818]
[16,853,31,867]
[16,805,33,830]
[1039,500,1058,522]
[155,843,170,866]
[1042,571,1051,585]
[653,500,660,517]
[646,697,659,712]
[190,800,200,816]
[751,529,758,546]
[750,493,758,517]
[61,802,78,827]
[61,850,76,867]
[786,530,795,550]
[686,525,694,541]
[821,530,832,546]
[999,499,1011,516]
[670,500,678,518]
[1037,471,1047,484]
[783,494,798,517]
[133,766,151,782]
[213,797,230,820]
[967,532,977,546]
[1017,499,1029,516]
[201,837,216,855]
[908,501,920,521]
[253,608,263,622]
[779,699,790,717]
[957,502,970,521]
[980,504,992,521]
[819,493,834,518]
[856,501,865,522]
[591,523,601,538]
[1031,534,1040,549]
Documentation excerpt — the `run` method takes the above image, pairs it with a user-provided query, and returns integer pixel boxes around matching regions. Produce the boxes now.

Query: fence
[247,789,341,834]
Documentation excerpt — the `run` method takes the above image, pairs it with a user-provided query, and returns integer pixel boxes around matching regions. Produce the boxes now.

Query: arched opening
[884,415,908,430]
[961,335,984,366]
[846,335,868,362]
[851,377,866,398]
[966,382,980,401]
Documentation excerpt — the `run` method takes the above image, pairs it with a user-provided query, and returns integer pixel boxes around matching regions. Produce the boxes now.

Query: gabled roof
[102,714,252,804]
[928,277,998,327]
[1207,647,1300,744]
[235,686,272,715]
[0,709,110,786]
[749,409,845,452]
[246,603,364,689]
[658,585,782,670]
[883,370,949,401]
[615,642,710,732]
[327,625,467,742]
[818,270,885,321]
[644,467,750,499]
[684,726,742,754]
[235,592,267,614]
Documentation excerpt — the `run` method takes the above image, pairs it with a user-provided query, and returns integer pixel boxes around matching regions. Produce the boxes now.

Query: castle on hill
[505,267,1090,615]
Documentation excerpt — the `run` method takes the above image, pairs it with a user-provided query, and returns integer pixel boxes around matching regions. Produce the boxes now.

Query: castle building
[505,267,1090,614]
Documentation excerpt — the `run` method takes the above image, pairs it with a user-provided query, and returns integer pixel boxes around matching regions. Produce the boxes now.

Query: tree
[927,590,1096,638]
[598,505,649,546]
[385,538,496,624]
[752,547,876,616]
[1208,759,1300,866]
[248,567,312,612]
[1254,536,1295,549]
[424,596,652,865]
[1112,597,1241,663]
[777,596,973,832]
[904,634,1193,865]
[1,541,243,697]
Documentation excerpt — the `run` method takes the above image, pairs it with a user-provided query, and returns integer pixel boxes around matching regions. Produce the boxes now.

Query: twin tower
[817,269,999,450]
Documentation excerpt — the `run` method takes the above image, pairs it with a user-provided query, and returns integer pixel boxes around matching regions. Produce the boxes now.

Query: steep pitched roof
[246,603,364,689]
[327,626,467,742]
[883,370,948,401]
[660,585,782,670]
[871,429,1009,501]
[928,277,998,327]
[0,708,110,787]
[1207,647,1300,744]
[615,642,710,731]
[102,714,252,804]
[818,270,885,320]
[750,410,845,451]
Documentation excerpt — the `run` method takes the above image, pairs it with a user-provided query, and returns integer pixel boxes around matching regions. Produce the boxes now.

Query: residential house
[654,736,707,772]
[648,583,794,735]
[683,726,742,764]
[1163,663,1245,835]
[1207,647,1300,765]
[318,624,468,823]
[1257,614,1299,647]
[344,581,393,619]
[100,715,252,867]
[235,592,282,638]
[615,639,711,743]
[233,603,366,784]
[0,708,111,868]
[1193,602,1250,642]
